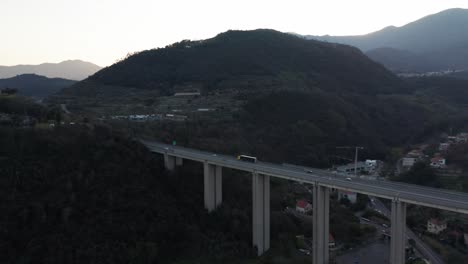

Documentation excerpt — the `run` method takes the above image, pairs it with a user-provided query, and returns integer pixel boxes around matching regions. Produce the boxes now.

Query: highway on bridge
[141,140,468,214]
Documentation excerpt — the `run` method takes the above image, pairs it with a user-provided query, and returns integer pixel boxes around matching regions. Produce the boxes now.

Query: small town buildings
[336,162,368,175]
[430,157,446,168]
[402,157,417,168]
[365,160,377,167]
[337,190,357,204]
[456,133,468,143]
[164,114,187,121]
[296,199,312,213]
[447,136,457,143]
[439,143,450,151]
[402,149,424,168]
[427,218,447,234]
[0,113,12,125]
[174,91,201,96]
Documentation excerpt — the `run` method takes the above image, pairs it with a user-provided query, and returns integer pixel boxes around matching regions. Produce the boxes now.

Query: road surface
[372,197,445,264]
[141,140,468,215]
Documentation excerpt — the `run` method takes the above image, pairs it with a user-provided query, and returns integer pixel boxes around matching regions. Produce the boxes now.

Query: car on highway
[346,177,352,181]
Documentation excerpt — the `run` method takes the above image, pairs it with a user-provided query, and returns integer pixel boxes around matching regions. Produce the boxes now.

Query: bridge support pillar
[204,163,222,212]
[390,199,406,264]
[313,185,330,264]
[164,154,175,171]
[252,173,270,256]
[176,157,183,166]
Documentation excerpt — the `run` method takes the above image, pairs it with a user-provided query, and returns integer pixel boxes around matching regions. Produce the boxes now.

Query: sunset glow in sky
[2,0,468,66]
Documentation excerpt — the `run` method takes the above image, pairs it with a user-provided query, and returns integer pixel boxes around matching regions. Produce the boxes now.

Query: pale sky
[1,0,468,67]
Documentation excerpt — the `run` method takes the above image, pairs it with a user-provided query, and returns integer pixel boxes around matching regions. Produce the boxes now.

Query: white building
[430,157,446,168]
[439,143,450,151]
[365,160,377,167]
[402,157,417,168]
[336,162,368,175]
[427,218,447,234]
[402,148,425,168]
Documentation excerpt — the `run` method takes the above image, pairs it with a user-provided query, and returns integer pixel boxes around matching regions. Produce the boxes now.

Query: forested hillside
[60,29,468,166]
[0,125,255,263]
[64,29,400,97]
[0,74,76,98]
[0,123,374,263]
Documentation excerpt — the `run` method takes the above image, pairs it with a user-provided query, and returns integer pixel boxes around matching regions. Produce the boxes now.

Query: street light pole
[336,146,364,177]
[354,147,363,177]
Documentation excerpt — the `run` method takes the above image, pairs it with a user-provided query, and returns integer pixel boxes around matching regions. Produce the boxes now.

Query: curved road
[373,197,445,264]
[141,140,468,214]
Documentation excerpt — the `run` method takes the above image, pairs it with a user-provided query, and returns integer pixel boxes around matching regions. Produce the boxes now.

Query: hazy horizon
[2,0,468,67]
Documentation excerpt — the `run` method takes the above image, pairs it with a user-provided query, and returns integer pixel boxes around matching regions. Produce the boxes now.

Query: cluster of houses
[0,113,12,125]
[335,160,378,176]
[107,113,188,122]
[296,199,468,248]
[397,69,464,78]
[402,132,468,169]
[426,218,468,246]
[295,190,358,216]
[0,113,36,127]
[173,91,201,96]
[402,148,428,168]
[427,218,447,235]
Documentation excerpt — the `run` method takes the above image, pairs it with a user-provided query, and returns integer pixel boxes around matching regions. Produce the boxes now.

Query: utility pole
[336,146,364,177]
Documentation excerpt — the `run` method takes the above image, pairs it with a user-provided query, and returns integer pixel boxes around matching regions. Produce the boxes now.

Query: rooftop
[428,218,446,226]
[296,199,310,209]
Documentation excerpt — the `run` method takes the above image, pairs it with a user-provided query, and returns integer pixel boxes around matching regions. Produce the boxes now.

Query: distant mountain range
[304,8,468,72]
[0,74,76,98]
[0,60,101,81]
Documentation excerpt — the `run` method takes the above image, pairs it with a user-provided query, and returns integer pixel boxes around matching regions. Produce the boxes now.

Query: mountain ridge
[64,29,401,97]
[304,8,468,72]
[0,60,102,81]
[0,74,76,98]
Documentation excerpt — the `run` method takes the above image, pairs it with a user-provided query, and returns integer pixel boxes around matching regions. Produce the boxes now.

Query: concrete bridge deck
[141,139,468,263]
[142,140,468,214]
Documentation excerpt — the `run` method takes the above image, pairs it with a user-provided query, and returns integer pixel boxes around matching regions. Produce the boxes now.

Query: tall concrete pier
[164,153,175,171]
[390,199,407,264]
[313,185,330,264]
[252,173,270,256]
[204,162,222,211]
